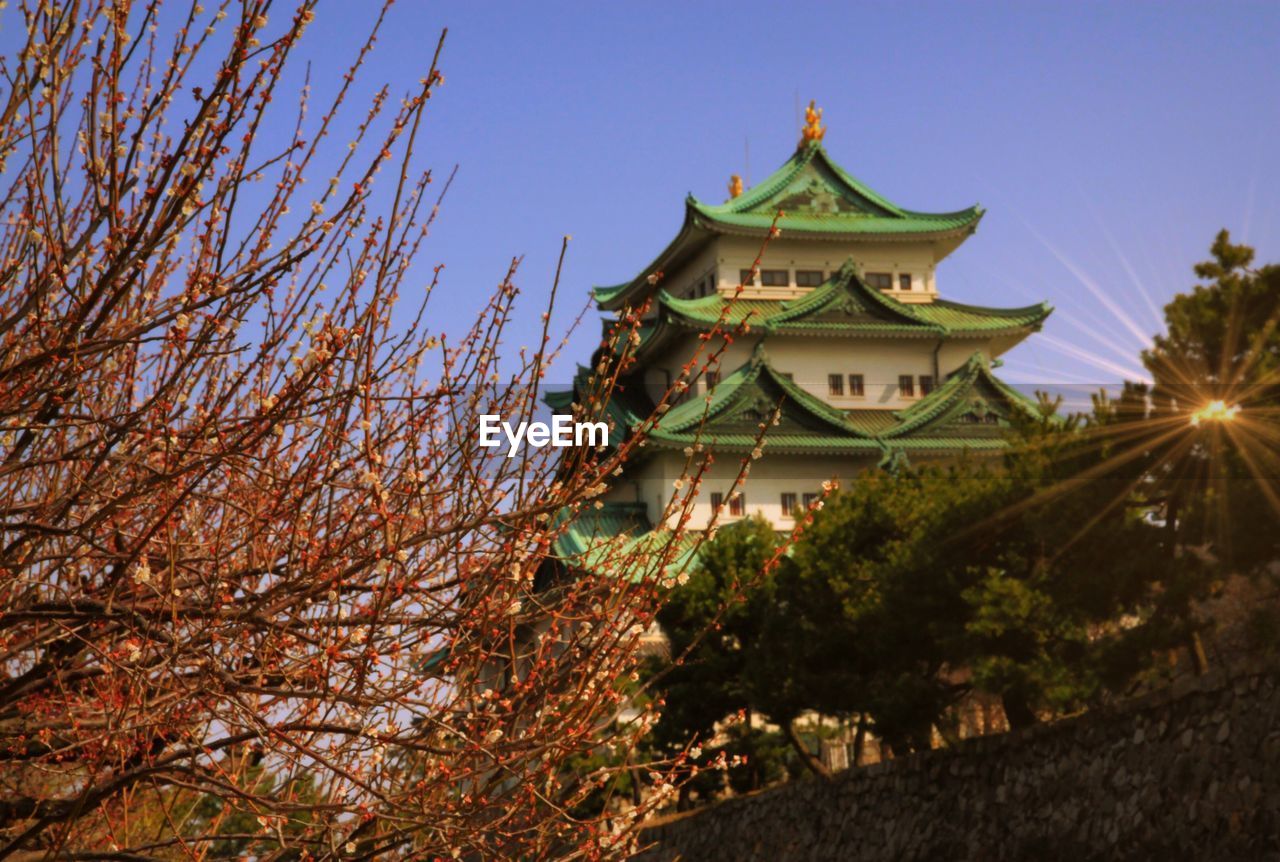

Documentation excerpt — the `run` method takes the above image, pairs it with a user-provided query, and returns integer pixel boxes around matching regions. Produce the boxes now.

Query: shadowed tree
[644,516,801,799]
[1141,230,1280,580]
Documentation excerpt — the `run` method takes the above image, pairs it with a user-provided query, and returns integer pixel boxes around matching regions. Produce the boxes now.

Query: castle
[548,105,1051,557]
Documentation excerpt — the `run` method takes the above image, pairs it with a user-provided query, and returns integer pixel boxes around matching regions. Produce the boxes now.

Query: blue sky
[351,1,1276,388]
[11,2,1279,389]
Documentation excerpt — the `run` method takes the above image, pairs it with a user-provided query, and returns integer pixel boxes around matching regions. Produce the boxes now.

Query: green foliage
[771,464,998,748]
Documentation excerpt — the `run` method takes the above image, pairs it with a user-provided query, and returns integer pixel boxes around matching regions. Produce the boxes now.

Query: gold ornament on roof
[800,100,825,145]
[728,174,743,200]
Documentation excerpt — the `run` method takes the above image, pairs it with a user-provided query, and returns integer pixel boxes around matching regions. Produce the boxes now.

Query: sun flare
[1190,399,1241,426]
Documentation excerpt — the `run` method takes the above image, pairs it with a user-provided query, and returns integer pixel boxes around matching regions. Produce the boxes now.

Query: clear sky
[347,0,1277,389]
[14,2,1280,390]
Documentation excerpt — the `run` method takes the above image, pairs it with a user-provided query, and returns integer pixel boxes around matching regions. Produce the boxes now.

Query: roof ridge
[884,353,987,436]
[655,357,766,434]
[688,143,982,225]
[657,287,738,313]
[834,261,943,330]
[694,144,815,214]
[762,262,856,323]
[591,206,706,308]
[883,352,1044,438]
[814,144,908,218]
[758,359,874,436]
[967,355,1044,416]
[653,348,874,441]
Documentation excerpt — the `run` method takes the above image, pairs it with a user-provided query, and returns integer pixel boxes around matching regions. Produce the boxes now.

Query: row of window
[737,268,829,288]
[828,373,934,398]
[686,268,920,297]
[738,269,915,290]
[703,371,936,398]
[865,272,915,292]
[709,491,821,518]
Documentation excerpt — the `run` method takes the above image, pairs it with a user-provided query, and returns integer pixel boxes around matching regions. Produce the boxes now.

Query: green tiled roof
[885,438,1009,450]
[644,344,882,453]
[552,501,652,560]
[544,387,575,412]
[548,363,652,435]
[551,502,702,581]
[593,142,983,311]
[589,346,1031,456]
[647,433,884,454]
[648,259,1050,342]
[883,352,1041,439]
[689,142,982,238]
[844,409,902,435]
[909,299,1053,334]
[658,344,858,432]
[544,347,1039,459]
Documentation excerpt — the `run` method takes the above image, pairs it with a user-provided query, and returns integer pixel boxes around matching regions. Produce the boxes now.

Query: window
[898,273,913,291]
[899,375,915,398]
[828,373,844,396]
[848,374,865,397]
[738,269,757,286]
[728,493,745,517]
[866,272,893,290]
[802,492,819,509]
[705,370,719,389]
[710,492,723,512]
[919,375,935,395]
[760,269,789,287]
[780,492,797,517]
[795,270,824,287]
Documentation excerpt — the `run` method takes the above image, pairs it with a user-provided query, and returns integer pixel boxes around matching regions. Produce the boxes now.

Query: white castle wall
[603,453,881,529]
[663,236,945,302]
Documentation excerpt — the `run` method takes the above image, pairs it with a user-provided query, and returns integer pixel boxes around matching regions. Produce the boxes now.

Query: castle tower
[548,107,1051,551]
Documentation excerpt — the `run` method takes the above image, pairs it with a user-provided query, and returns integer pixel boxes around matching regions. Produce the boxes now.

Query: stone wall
[634,662,1280,860]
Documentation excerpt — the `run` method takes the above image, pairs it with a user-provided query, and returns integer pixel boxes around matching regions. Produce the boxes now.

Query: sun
[1189,399,1241,427]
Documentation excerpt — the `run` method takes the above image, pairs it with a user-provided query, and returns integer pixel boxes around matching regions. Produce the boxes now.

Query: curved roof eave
[593,204,716,311]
